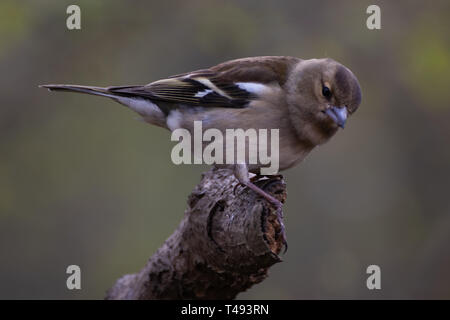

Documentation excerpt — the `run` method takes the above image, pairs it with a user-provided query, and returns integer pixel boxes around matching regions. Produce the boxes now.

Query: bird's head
[286,58,362,146]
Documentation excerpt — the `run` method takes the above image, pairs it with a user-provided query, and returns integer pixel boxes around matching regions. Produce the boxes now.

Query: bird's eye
[322,86,331,98]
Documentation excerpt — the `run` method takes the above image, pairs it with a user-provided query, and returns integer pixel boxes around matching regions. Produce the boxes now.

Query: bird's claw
[233,182,246,196]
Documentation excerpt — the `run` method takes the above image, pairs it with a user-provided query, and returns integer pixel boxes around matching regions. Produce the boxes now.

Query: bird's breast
[169,101,311,173]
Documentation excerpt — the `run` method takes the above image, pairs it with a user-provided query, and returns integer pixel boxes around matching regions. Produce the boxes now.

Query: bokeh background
[0,0,449,299]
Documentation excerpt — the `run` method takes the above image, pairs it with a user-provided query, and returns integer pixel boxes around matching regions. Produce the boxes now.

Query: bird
[41,56,362,250]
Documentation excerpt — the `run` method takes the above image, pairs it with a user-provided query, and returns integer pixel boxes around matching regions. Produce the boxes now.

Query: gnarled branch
[106,168,287,300]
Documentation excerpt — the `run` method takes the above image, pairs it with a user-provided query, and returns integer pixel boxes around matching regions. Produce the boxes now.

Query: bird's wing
[107,56,300,109]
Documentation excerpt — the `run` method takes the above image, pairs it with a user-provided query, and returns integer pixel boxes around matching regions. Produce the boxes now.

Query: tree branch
[105,168,287,300]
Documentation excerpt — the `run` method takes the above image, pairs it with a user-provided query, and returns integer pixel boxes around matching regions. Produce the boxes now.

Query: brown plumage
[41,56,362,249]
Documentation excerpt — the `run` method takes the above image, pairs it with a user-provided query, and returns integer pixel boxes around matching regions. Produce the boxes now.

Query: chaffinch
[41,56,362,249]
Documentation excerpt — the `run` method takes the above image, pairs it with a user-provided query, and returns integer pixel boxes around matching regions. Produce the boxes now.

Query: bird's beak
[325,105,348,128]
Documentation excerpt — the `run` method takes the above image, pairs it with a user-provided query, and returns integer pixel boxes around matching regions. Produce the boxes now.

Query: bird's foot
[233,174,282,195]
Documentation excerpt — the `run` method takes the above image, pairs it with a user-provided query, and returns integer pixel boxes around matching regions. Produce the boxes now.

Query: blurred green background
[0,0,449,299]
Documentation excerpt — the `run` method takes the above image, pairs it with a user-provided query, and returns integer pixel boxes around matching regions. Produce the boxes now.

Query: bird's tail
[39,84,119,99]
[40,84,167,127]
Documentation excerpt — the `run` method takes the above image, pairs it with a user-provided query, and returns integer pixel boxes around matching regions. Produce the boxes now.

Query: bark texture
[106,168,287,300]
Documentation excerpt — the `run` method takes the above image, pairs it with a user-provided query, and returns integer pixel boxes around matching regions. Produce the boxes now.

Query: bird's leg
[234,164,287,251]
